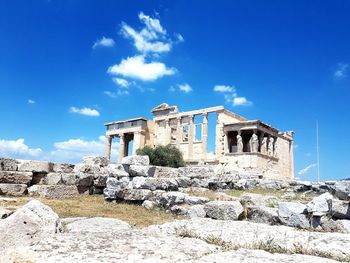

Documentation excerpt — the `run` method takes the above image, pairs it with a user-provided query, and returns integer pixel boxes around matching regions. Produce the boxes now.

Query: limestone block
[106,164,129,177]
[0,183,27,196]
[154,166,179,178]
[332,181,350,200]
[73,163,100,174]
[82,156,109,167]
[157,191,188,208]
[170,205,188,215]
[0,171,33,185]
[93,174,108,187]
[0,158,19,171]
[142,200,156,209]
[176,177,191,188]
[129,165,156,177]
[240,193,279,208]
[18,160,52,173]
[153,178,178,191]
[306,192,332,216]
[204,201,244,220]
[61,173,76,185]
[118,189,152,201]
[331,199,350,219]
[190,178,209,188]
[41,173,62,185]
[184,195,210,205]
[28,185,79,198]
[247,206,280,224]
[121,155,150,166]
[74,172,93,187]
[52,163,74,173]
[278,202,310,229]
[188,205,207,218]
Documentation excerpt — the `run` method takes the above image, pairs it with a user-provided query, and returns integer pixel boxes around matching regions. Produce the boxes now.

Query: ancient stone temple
[105,103,294,180]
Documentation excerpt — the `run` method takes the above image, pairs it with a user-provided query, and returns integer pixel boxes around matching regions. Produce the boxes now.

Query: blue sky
[0,1,349,181]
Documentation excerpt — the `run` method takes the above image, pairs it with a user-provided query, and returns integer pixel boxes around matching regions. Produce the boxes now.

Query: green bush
[136,144,185,168]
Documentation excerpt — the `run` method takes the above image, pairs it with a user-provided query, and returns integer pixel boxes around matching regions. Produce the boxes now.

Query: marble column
[105,135,112,161]
[188,115,194,158]
[202,113,208,159]
[133,131,141,155]
[237,130,243,153]
[165,119,171,145]
[118,134,125,163]
[176,117,181,148]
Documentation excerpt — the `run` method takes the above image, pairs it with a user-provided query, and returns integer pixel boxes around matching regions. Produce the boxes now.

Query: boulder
[0,183,27,196]
[278,202,310,229]
[121,155,150,166]
[332,181,350,200]
[129,165,156,177]
[65,217,131,233]
[204,201,244,220]
[247,206,280,224]
[157,191,187,208]
[52,163,74,173]
[142,200,156,209]
[0,200,61,251]
[306,192,332,216]
[28,185,80,198]
[188,205,207,218]
[106,163,129,177]
[184,195,210,205]
[118,189,152,201]
[331,199,350,219]
[18,160,52,173]
[0,171,33,185]
[82,156,109,167]
[0,158,19,171]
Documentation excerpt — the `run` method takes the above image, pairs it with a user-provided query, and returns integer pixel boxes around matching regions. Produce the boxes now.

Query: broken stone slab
[106,163,129,177]
[33,172,63,185]
[121,155,150,166]
[0,183,27,196]
[331,181,350,200]
[73,163,101,174]
[61,173,76,185]
[28,185,80,198]
[278,202,310,229]
[0,200,61,251]
[184,195,210,205]
[117,188,152,201]
[306,192,333,216]
[18,160,53,173]
[188,205,207,218]
[204,201,244,220]
[0,171,33,185]
[157,191,188,208]
[331,199,350,219]
[0,158,19,171]
[64,217,131,233]
[81,156,109,167]
[247,205,280,225]
[128,165,156,177]
[52,163,74,173]
[240,193,279,208]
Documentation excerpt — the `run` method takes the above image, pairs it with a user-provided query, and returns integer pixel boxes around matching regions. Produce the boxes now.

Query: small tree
[136,144,185,168]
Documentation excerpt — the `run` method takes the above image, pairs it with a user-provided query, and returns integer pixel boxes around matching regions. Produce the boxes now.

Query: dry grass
[0,195,180,228]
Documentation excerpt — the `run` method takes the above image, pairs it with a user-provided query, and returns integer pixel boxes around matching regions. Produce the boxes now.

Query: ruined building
[105,103,294,180]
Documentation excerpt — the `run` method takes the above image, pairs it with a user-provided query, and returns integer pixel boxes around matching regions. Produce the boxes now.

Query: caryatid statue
[251,133,259,153]
[261,136,267,154]
[237,134,243,153]
[268,137,275,156]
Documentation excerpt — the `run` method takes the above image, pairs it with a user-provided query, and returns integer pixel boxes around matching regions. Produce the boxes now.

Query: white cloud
[175,33,184,43]
[121,12,171,54]
[334,63,348,80]
[69,107,100,117]
[50,136,119,164]
[178,83,193,93]
[108,55,175,81]
[28,99,35,104]
[233,96,253,106]
[298,163,317,176]
[0,138,42,159]
[93,36,115,49]
[112,78,130,88]
[213,85,235,93]
[104,89,129,98]
[214,84,252,107]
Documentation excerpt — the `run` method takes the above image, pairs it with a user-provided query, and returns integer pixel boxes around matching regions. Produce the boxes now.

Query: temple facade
[105,103,294,180]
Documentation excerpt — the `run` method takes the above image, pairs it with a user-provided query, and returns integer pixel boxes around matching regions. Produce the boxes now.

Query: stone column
[188,115,194,159]
[118,134,125,163]
[237,130,243,153]
[176,117,181,148]
[202,113,208,159]
[133,131,141,155]
[165,119,171,145]
[105,135,112,161]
